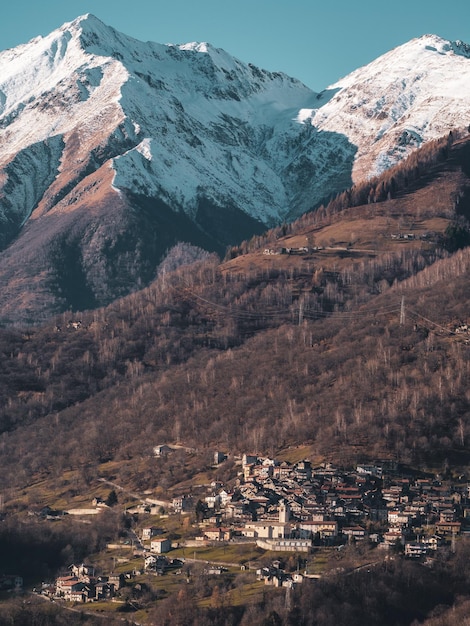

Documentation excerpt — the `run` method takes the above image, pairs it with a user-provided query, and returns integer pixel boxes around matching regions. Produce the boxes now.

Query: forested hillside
[0,132,470,492]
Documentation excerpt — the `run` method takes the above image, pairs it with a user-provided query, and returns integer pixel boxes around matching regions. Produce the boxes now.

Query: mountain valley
[1,15,470,626]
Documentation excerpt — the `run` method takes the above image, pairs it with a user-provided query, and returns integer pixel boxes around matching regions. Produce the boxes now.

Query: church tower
[279,500,290,523]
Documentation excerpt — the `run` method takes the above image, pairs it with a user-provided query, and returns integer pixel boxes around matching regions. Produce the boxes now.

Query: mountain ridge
[1,16,470,322]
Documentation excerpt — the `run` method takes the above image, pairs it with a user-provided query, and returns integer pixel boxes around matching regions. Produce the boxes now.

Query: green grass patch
[171,543,264,565]
[275,446,322,465]
[227,579,266,607]
[73,600,122,614]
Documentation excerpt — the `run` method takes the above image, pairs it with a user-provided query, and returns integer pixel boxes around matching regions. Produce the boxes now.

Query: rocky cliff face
[1,16,469,322]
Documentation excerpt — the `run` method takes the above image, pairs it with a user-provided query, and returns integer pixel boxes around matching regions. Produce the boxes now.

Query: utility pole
[298,299,304,326]
[285,585,292,611]
[400,296,406,326]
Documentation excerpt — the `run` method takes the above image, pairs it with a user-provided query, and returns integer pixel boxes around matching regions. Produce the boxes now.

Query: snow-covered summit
[1,17,470,321]
[0,12,337,230]
[299,33,470,179]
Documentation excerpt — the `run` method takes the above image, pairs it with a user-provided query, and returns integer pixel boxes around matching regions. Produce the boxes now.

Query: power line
[407,308,456,336]
[172,276,401,323]
[168,276,469,344]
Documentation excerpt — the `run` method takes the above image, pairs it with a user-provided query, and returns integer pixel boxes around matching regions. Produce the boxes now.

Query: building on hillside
[279,500,290,523]
[141,526,163,540]
[203,527,232,541]
[356,464,383,479]
[342,526,367,541]
[435,521,461,535]
[298,520,338,539]
[153,445,173,457]
[56,577,90,601]
[381,530,405,549]
[70,563,95,578]
[256,538,311,553]
[214,451,227,464]
[172,495,193,513]
[242,520,292,540]
[150,538,172,553]
[242,454,258,467]
[404,542,428,558]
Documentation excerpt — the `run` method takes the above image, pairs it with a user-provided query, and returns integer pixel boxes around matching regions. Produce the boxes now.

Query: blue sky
[1,0,470,91]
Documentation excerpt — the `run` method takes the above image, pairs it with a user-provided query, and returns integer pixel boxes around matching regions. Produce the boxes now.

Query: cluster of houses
[50,564,123,603]
[263,246,317,256]
[257,561,305,588]
[390,233,417,240]
[36,456,470,605]
[389,232,439,242]
[174,455,470,559]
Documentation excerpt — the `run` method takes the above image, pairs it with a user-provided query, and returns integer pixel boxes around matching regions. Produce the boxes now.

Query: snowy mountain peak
[1,18,470,321]
[178,41,211,53]
[308,33,470,179]
[409,33,470,59]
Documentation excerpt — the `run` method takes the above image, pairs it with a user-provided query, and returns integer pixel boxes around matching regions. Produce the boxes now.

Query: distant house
[214,451,227,464]
[144,555,158,569]
[204,566,227,575]
[298,520,338,539]
[205,494,221,509]
[225,501,246,519]
[70,564,95,578]
[243,521,291,540]
[256,538,311,553]
[153,445,173,457]
[382,530,404,549]
[141,526,163,540]
[107,574,123,590]
[342,526,367,541]
[92,497,107,508]
[173,495,193,513]
[242,454,258,467]
[94,582,113,600]
[405,543,428,558]
[56,577,87,601]
[219,490,232,507]
[69,587,89,603]
[435,521,461,535]
[439,509,456,523]
[423,535,442,551]
[388,509,412,527]
[150,538,171,553]
[356,464,383,479]
[204,527,232,541]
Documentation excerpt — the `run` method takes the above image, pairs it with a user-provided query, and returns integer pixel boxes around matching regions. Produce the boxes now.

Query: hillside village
[37,452,470,605]
[177,454,468,556]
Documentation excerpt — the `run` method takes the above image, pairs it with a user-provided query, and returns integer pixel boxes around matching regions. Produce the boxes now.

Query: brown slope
[0,159,260,325]
[0,133,470,489]
[222,133,470,277]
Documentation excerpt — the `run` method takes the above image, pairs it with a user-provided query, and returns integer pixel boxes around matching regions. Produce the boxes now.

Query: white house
[242,521,291,540]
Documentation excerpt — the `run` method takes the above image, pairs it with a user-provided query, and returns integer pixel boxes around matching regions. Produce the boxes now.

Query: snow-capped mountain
[0,13,350,235]
[0,16,470,322]
[300,34,470,181]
